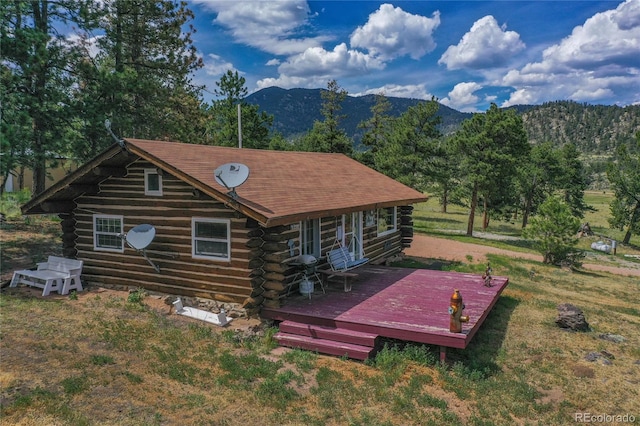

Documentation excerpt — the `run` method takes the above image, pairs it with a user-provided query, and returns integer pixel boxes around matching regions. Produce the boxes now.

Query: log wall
[73,160,253,304]
[68,158,416,309]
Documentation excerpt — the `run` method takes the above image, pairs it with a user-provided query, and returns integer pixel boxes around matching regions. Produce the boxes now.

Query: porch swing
[326,232,370,273]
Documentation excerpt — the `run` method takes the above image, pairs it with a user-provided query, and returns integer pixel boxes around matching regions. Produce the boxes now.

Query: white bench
[10,256,83,296]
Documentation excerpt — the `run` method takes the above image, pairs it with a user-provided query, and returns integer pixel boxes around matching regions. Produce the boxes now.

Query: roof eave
[21,144,128,215]
[262,196,428,228]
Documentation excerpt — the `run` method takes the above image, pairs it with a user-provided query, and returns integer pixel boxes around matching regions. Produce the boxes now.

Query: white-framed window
[192,218,231,261]
[93,214,124,252]
[300,218,320,257]
[144,168,162,196]
[377,207,397,236]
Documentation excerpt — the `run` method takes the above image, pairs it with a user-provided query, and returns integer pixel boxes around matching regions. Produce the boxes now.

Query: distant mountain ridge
[246,87,640,154]
[245,87,473,142]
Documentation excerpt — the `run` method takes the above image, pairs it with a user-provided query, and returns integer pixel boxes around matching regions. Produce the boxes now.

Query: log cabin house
[22,139,426,311]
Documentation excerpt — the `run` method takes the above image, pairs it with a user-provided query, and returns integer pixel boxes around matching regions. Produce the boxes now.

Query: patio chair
[326,235,369,272]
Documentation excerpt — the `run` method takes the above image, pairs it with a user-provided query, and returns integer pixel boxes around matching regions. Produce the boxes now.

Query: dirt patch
[405,234,640,277]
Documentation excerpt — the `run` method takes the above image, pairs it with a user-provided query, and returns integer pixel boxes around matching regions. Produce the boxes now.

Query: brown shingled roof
[23,139,426,227]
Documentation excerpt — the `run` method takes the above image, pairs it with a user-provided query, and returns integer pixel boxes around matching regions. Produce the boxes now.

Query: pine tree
[298,80,352,154]
[205,70,273,149]
[607,136,640,244]
[453,104,530,235]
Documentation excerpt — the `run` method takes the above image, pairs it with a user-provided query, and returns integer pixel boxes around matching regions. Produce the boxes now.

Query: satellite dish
[123,224,160,272]
[125,224,156,250]
[214,163,249,199]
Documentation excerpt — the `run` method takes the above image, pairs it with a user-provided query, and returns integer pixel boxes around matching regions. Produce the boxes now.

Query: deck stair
[274,320,379,360]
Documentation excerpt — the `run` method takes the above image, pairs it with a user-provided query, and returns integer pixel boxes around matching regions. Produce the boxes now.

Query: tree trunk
[623,200,640,244]
[482,197,489,231]
[467,183,478,236]
[31,0,49,196]
[441,187,448,213]
[522,191,533,228]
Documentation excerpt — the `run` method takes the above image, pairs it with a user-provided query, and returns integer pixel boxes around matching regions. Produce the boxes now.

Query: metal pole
[237,103,242,148]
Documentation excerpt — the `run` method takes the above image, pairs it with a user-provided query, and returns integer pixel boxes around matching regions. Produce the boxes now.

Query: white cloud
[353,83,433,100]
[266,59,281,66]
[203,53,236,77]
[440,82,483,112]
[501,0,640,106]
[277,43,385,78]
[67,34,103,59]
[195,0,331,55]
[438,16,525,70]
[350,4,440,60]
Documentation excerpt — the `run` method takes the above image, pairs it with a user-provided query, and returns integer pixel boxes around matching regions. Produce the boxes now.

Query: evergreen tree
[607,136,640,244]
[298,80,352,154]
[1,0,89,194]
[557,143,592,218]
[375,98,441,190]
[71,0,206,160]
[523,196,582,266]
[517,141,564,228]
[205,70,273,149]
[453,104,530,235]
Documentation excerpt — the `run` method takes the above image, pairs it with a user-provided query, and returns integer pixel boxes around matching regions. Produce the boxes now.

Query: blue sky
[189,0,640,111]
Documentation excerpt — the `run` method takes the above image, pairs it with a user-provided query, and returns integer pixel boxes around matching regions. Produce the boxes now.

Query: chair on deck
[321,235,369,292]
[326,234,369,272]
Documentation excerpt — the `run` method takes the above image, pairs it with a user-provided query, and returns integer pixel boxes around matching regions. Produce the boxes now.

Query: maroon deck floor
[261,265,509,350]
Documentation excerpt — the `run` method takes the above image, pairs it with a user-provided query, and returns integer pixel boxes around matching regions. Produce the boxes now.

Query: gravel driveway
[405,234,640,277]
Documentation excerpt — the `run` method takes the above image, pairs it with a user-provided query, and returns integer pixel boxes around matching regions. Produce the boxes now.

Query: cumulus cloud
[195,0,330,55]
[203,53,236,77]
[277,43,385,77]
[353,83,433,100]
[440,82,483,112]
[67,34,103,59]
[501,0,640,106]
[439,16,525,70]
[350,4,440,60]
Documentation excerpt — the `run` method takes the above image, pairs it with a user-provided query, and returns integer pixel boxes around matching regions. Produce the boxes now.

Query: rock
[555,303,590,331]
[585,352,601,362]
[585,351,614,365]
[599,333,625,343]
[600,350,615,360]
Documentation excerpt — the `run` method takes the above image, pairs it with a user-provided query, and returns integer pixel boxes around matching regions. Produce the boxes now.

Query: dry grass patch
[2,215,639,425]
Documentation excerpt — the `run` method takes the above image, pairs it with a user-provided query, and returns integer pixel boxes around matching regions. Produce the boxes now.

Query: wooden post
[440,346,447,364]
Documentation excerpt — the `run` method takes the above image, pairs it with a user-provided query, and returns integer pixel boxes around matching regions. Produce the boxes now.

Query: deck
[261,265,509,359]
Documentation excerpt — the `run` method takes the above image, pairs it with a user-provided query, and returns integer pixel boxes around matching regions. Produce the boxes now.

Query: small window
[300,219,320,257]
[377,207,397,236]
[93,214,124,252]
[192,218,230,261]
[144,168,162,196]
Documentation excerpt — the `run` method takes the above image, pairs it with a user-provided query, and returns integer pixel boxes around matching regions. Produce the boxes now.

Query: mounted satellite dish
[214,163,249,199]
[122,224,160,272]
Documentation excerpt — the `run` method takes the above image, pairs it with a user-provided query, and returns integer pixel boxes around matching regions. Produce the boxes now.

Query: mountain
[520,101,640,155]
[246,88,640,155]
[245,87,472,142]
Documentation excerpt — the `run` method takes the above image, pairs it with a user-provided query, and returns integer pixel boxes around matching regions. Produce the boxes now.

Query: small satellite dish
[126,224,156,250]
[214,163,249,199]
[123,224,160,272]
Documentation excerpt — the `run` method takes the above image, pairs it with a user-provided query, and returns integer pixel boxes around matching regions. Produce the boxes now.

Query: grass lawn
[1,193,639,425]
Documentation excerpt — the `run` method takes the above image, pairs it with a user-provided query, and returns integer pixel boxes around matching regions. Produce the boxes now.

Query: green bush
[522,196,583,267]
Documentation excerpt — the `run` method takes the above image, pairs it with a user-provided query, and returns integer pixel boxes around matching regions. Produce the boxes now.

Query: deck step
[274,332,374,360]
[279,320,378,347]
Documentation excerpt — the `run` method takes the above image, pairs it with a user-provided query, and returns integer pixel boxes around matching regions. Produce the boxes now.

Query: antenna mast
[237,104,242,148]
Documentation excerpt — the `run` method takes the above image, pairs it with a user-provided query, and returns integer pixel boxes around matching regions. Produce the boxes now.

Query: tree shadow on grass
[445,295,519,376]
[383,255,519,378]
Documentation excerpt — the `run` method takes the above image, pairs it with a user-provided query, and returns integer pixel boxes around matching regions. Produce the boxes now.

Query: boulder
[555,303,590,331]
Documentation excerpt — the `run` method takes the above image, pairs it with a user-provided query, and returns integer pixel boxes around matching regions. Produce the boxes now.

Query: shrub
[523,196,583,267]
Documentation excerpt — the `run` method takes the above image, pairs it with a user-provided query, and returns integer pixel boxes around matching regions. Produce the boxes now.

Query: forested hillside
[245,87,472,143]
[521,101,640,154]
[247,89,640,156]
